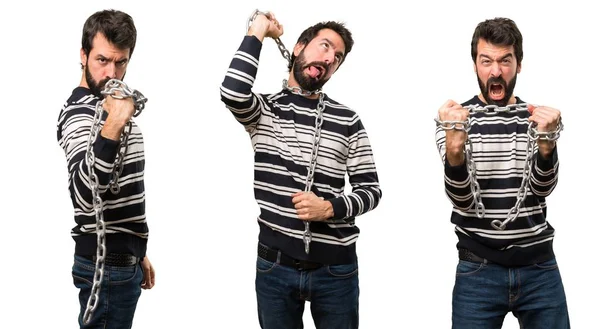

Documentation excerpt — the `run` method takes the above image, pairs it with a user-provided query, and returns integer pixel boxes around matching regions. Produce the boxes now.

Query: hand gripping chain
[434,103,563,230]
[247,9,292,67]
[82,79,147,324]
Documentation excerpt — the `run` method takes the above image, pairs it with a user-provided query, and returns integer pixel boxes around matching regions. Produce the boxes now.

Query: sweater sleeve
[328,114,382,221]
[57,104,119,212]
[220,35,267,134]
[435,125,475,211]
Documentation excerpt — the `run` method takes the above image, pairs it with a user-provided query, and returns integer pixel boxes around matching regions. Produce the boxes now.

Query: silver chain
[245,9,323,254]
[435,103,563,230]
[247,9,292,67]
[282,80,325,254]
[82,79,147,325]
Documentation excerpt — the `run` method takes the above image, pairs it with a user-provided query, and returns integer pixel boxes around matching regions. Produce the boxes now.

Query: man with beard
[56,9,155,328]
[220,11,381,329]
[435,17,569,328]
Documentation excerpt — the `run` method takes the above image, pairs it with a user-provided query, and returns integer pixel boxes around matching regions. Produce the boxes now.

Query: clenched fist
[528,104,561,159]
[438,99,469,166]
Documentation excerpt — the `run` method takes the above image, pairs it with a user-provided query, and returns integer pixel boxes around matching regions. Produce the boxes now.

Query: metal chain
[247,9,292,67]
[434,103,563,230]
[245,10,325,253]
[282,80,325,254]
[82,79,147,325]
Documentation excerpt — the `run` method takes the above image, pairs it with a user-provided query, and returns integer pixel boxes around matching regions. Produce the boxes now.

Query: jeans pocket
[456,260,485,277]
[256,257,277,273]
[326,263,358,278]
[110,264,141,286]
[72,259,94,286]
[533,258,558,270]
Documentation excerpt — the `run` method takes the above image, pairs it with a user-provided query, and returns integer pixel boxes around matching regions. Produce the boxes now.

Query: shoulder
[461,95,483,107]
[324,95,358,119]
[57,88,99,127]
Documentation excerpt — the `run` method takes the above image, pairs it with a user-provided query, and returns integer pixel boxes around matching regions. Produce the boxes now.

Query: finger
[444,99,458,107]
[533,110,554,123]
[527,104,537,114]
[291,193,306,204]
[449,103,464,110]
[144,271,153,289]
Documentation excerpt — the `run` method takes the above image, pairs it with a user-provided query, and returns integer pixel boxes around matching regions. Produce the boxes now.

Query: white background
[0,0,598,328]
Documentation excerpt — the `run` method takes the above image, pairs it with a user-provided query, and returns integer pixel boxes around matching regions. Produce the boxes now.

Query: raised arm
[57,95,135,212]
[435,100,474,211]
[528,105,561,197]
[219,12,283,133]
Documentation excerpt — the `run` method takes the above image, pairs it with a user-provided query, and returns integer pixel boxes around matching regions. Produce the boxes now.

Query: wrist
[537,140,556,159]
[324,200,334,219]
[247,25,268,42]
[101,115,127,141]
[446,147,465,166]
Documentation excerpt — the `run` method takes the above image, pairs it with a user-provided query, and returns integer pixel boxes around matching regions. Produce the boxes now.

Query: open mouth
[489,83,505,100]
[305,65,325,79]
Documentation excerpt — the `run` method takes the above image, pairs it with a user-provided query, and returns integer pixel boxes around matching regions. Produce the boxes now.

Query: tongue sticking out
[307,66,321,79]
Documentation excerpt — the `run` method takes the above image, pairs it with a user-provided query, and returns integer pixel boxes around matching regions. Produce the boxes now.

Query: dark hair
[81,9,137,62]
[471,17,523,66]
[288,21,354,71]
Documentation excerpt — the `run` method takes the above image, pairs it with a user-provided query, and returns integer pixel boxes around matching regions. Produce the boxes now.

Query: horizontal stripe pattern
[56,87,148,257]
[435,96,559,266]
[220,36,381,264]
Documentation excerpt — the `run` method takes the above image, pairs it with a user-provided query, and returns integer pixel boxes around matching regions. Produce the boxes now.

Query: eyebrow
[96,54,129,62]
[480,53,514,61]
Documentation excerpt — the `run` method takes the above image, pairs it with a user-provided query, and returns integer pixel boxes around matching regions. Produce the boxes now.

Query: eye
[98,58,107,64]
[502,58,511,64]
[321,42,329,49]
[117,60,128,67]
[335,54,343,63]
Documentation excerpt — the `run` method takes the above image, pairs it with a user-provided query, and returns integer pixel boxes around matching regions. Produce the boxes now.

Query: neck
[286,72,320,99]
[79,70,89,89]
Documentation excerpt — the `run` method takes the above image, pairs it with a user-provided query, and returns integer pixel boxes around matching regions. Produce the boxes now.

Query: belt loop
[276,250,281,264]
[483,259,488,265]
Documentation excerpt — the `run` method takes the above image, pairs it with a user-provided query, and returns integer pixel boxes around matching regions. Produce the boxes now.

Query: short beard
[84,60,125,98]
[292,50,330,92]
[477,75,517,107]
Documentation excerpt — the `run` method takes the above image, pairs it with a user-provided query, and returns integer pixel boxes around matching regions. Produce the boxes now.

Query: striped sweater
[220,36,382,265]
[435,95,559,266]
[56,87,148,258]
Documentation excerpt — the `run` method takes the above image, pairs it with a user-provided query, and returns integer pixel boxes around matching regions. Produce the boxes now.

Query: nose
[323,50,335,65]
[490,62,502,78]
[105,63,118,79]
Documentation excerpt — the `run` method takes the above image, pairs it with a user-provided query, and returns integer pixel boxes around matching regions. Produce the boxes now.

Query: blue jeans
[452,257,570,329]
[72,255,143,328]
[255,255,359,329]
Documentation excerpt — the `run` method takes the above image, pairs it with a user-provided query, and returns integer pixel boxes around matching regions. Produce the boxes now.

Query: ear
[293,42,305,57]
[80,48,87,68]
[473,62,477,74]
[517,63,521,74]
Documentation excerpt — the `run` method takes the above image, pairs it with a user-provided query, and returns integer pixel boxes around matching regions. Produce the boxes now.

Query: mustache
[303,61,330,77]
[486,77,506,89]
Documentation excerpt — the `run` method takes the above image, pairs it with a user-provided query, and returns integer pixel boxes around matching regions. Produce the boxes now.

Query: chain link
[282,79,325,254]
[434,103,564,230]
[247,9,292,67]
[246,9,324,253]
[82,79,147,325]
